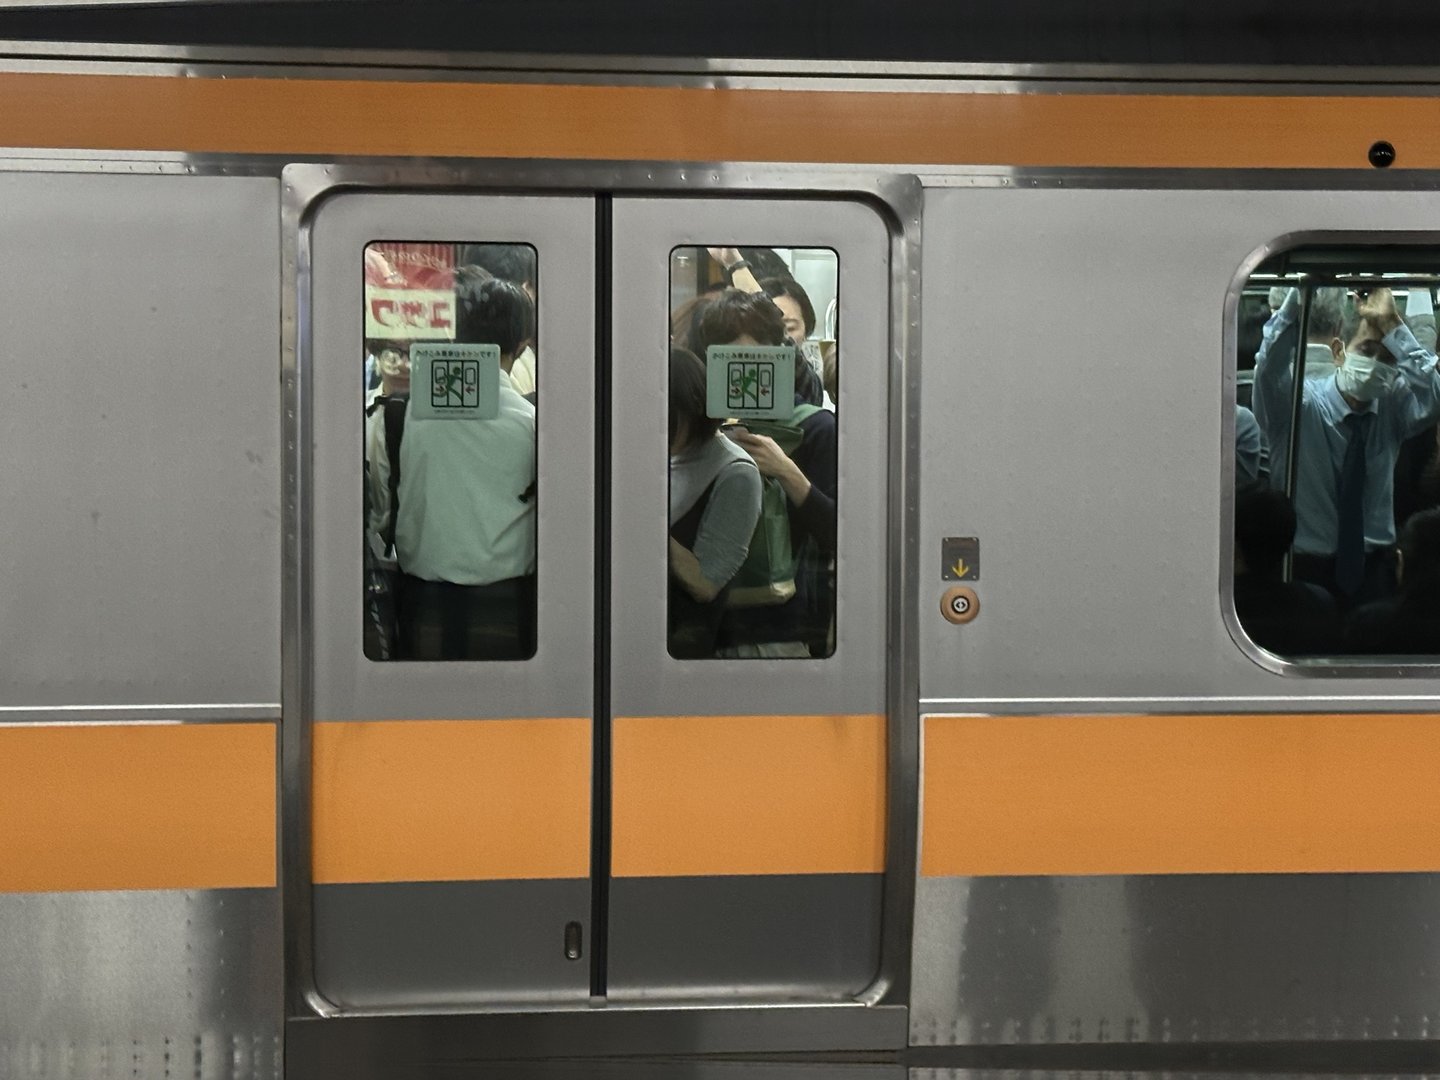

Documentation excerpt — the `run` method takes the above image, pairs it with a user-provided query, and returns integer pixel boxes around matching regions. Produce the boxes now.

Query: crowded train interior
[1235,248,1440,662]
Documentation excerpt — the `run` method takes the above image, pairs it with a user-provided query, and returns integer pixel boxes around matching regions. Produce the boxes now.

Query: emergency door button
[941,586,980,625]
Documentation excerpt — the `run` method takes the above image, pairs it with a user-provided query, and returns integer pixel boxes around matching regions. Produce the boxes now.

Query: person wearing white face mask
[1253,285,1440,606]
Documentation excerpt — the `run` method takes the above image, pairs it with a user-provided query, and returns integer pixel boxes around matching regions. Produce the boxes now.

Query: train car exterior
[2,39,1440,1080]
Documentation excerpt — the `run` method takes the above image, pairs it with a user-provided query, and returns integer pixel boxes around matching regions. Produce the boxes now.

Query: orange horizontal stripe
[311,717,589,883]
[0,723,275,893]
[612,713,886,877]
[0,72,1435,169]
[923,712,1440,877]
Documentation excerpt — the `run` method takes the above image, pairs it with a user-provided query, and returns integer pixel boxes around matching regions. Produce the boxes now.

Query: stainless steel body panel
[911,873,1440,1046]
[911,182,1440,1049]
[285,1005,908,1079]
[0,888,281,1080]
[289,1061,901,1080]
[15,47,1440,1074]
[0,171,282,708]
[7,38,1440,98]
[289,1063,901,1080]
[0,48,1346,95]
[909,1074,1435,1079]
[918,184,1440,701]
[312,879,591,1009]
[0,168,283,1080]
[607,874,885,1001]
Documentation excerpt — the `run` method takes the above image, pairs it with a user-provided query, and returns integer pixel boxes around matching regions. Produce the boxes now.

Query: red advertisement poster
[364,242,455,340]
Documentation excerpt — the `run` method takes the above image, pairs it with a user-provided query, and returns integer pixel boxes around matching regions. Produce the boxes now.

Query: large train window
[362,242,538,661]
[1234,247,1440,661]
[667,245,839,659]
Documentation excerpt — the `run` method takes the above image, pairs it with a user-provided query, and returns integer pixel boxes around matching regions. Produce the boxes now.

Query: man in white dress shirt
[375,274,538,659]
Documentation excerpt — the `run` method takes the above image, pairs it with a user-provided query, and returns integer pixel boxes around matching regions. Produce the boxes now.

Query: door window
[1234,247,1440,662]
[362,241,540,661]
[666,245,840,659]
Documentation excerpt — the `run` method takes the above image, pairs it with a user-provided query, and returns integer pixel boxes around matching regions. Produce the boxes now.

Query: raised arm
[1360,288,1440,437]
[1405,286,1437,353]
[707,247,764,295]
[1251,287,1302,478]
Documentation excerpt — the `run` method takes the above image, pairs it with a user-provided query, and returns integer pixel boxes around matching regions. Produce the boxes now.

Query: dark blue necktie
[1335,411,1372,595]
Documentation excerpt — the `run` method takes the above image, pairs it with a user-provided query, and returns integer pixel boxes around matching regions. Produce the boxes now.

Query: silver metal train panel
[0,169,282,1078]
[0,889,281,1080]
[918,183,1440,701]
[912,183,1440,1046]
[7,50,1440,1073]
[911,874,1440,1046]
[0,170,282,708]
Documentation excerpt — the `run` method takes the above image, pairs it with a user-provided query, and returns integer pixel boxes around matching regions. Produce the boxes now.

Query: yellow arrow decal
[952,559,969,578]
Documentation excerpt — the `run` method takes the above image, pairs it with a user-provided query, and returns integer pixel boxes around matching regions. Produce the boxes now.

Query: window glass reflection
[363,242,539,661]
[668,246,839,660]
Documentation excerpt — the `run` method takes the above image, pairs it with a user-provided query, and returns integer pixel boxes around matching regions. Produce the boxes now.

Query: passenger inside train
[359,240,841,663]
[667,245,840,659]
[1235,250,1440,659]
[667,344,764,658]
[363,242,539,661]
[458,243,539,397]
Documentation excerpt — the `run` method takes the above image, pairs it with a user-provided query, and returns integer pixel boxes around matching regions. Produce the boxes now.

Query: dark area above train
[3,0,1440,67]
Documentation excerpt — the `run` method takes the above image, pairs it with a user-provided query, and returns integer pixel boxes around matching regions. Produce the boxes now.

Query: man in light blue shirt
[1254,286,1440,605]
[1235,403,1268,489]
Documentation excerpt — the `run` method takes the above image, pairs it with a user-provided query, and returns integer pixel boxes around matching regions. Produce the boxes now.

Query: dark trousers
[396,573,537,661]
[1292,549,1397,611]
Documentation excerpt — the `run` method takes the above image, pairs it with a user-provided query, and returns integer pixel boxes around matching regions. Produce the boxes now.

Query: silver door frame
[281,160,923,1039]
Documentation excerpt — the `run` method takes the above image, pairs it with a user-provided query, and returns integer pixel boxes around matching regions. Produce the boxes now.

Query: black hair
[794,352,824,407]
[671,295,713,360]
[1234,486,1296,579]
[740,247,791,282]
[457,243,537,288]
[454,272,534,358]
[761,276,817,339]
[693,288,787,353]
[1398,507,1440,595]
[669,346,720,451]
[1236,306,1267,373]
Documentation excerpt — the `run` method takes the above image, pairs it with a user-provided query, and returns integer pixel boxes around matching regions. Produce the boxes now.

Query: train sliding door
[294,185,890,1014]
[606,197,890,999]
[302,193,597,1008]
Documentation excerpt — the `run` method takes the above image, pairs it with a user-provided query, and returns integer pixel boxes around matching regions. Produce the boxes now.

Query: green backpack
[725,404,823,608]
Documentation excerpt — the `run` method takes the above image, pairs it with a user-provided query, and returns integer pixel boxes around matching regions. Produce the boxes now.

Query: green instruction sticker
[409,343,502,421]
[705,344,796,421]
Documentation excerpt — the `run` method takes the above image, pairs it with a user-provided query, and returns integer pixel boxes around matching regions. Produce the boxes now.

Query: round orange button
[940,586,979,625]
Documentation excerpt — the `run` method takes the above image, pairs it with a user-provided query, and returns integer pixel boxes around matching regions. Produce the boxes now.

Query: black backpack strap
[382,395,407,553]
